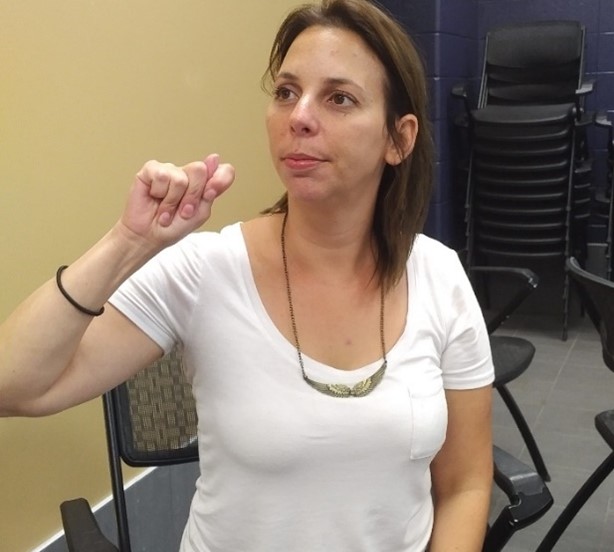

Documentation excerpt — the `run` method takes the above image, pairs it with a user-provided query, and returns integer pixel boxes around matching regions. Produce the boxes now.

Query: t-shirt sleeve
[108,233,206,354]
[439,249,494,390]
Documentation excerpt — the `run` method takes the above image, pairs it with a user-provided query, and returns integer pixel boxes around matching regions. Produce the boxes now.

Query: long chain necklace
[280,212,387,398]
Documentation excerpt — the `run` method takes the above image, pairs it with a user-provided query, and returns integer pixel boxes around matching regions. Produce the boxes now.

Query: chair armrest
[468,266,539,333]
[573,80,595,116]
[576,79,595,98]
[60,498,119,552]
[451,81,472,123]
[493,446,552,508]
[595,110,612,129]
[576,110,595,128]
[594,110,613,150]
[451,82,469,100]
[484,446,554,552]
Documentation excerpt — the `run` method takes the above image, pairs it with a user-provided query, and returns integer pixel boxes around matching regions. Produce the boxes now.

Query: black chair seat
[476,157,569,173]
[491,335,536,386]
[476,173,568,188]
[475,124,570,142]
[477,188,566,202]
[475,140,570,158]
[478,218,565,232]
[472,103,575,126]
[480,236,565,248]
[477,245,565,259]
[488,83,578,104]
[477,203,566,216]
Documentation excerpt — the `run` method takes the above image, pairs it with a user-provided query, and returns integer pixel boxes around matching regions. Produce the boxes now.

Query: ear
[384,114,418,166]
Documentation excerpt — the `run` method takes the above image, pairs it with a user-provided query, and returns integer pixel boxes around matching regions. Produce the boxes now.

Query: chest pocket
[408,384,448,460]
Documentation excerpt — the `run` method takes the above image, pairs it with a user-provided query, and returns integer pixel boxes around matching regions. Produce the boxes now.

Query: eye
[329,92,356,107]
[273,86,296,102]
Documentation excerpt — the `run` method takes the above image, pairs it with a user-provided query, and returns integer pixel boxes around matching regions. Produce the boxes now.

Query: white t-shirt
[109,223,494,552]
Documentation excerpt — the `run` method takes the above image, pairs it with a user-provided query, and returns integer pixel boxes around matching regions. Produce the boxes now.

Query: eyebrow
[275,71,365,92]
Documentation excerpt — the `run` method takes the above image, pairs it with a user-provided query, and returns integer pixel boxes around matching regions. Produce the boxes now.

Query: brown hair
[262,0,434,291]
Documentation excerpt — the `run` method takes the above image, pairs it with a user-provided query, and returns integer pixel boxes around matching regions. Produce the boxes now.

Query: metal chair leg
[497,385,551,482]
[536,452,614,552]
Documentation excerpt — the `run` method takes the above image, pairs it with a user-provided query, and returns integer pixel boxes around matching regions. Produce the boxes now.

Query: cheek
[346,125,390,161]
[265,113,285,146]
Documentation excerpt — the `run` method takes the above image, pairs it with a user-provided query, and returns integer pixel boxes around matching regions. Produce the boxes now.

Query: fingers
[203,162,235,203]
[136,161,193,226]
[136,156,234,229]
[203,153,220,181]
[178,161,209,220]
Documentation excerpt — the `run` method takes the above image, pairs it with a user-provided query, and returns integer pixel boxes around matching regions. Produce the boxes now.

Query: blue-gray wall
[380,0,614,248]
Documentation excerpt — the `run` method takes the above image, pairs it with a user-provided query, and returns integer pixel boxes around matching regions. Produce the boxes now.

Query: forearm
[0,157,234,416]
[0,225,156,416]
[429,487,491,552]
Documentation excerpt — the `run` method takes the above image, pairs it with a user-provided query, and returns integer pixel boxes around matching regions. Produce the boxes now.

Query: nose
[289,96,319,135]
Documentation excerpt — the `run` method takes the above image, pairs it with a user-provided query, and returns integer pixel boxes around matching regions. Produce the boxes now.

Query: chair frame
[469,265,550,482]
[61,449,553,552]
[485,446,553,552]
[534,257,614,550]
[62,347,198,552]
[60,317,553,551]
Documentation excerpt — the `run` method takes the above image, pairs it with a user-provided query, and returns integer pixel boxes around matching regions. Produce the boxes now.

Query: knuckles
[138,158,234,202]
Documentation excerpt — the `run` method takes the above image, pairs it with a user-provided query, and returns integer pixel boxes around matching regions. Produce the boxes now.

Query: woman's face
[266,25,401,207]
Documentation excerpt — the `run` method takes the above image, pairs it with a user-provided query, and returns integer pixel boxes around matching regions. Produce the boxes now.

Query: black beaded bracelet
[56,265,105,317]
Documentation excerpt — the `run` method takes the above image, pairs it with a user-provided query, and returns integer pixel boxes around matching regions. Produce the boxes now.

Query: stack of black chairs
[453,20,595,340]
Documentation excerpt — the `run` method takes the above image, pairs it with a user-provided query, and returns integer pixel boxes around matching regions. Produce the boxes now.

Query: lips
[281,152,326,170]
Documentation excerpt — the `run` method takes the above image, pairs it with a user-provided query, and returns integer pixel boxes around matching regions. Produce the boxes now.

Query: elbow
[0,389,58,418]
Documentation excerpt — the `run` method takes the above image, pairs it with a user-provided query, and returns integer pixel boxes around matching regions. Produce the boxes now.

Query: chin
[282,177,329,201]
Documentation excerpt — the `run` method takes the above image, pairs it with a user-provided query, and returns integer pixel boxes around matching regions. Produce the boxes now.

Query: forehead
[279,25,388,92]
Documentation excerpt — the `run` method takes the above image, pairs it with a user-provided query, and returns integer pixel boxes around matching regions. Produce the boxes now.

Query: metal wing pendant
[303,361,387,398]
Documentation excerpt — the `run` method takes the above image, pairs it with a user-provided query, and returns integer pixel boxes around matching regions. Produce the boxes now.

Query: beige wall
[0,1,296,550]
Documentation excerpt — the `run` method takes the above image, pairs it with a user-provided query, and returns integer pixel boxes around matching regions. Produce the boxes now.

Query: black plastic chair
[480,267,556,549]
[60,346,198,552]
[476,20,591,110]
[534,257,614,550]
[452,20,593,126]
[469,265,550,482]
[58,339,552,552]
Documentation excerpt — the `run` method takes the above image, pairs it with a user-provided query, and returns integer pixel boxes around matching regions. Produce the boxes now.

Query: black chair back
[480,20,585,108]
[103,346,198,551]
[567,257,614,370]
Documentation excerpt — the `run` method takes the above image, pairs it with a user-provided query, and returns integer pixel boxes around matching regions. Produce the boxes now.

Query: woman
[0,1,493,550]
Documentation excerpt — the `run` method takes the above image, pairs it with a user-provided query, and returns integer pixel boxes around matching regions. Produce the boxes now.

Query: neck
[280,201,377,283]
[280,210,388,398]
